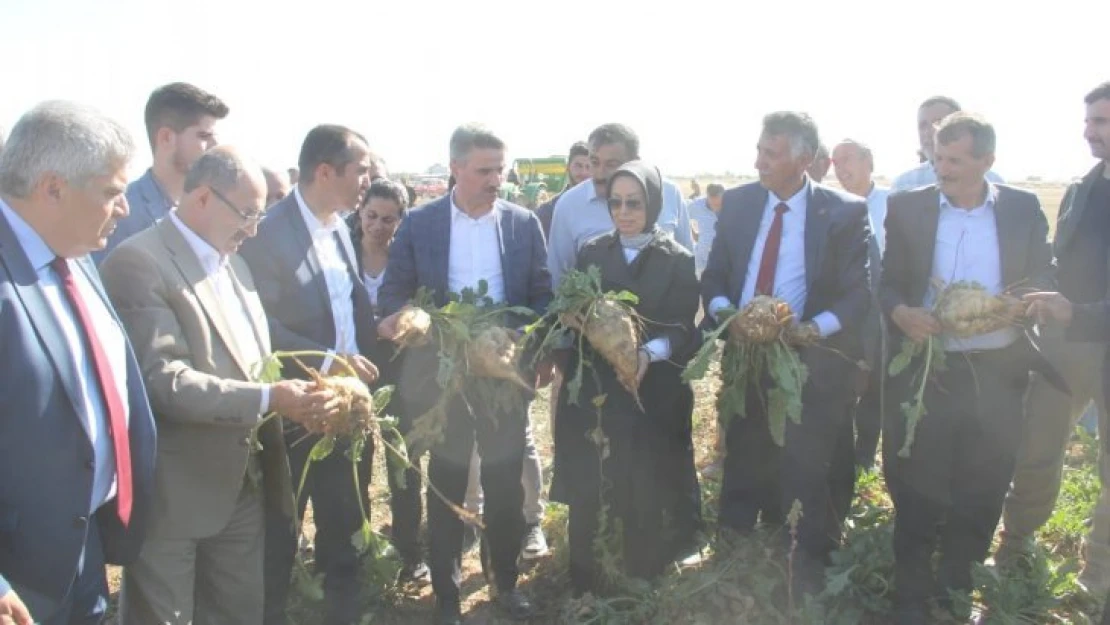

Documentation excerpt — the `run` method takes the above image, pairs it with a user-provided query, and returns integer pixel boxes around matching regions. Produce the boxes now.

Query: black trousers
[427,405,527,615]
[718,371,855,574]
[662,384,703,556]
[887,347,1028,613]
[264,429,374,625]
[384,420,424,565]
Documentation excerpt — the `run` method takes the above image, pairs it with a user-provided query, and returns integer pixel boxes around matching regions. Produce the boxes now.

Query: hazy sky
[2,0,1106,182]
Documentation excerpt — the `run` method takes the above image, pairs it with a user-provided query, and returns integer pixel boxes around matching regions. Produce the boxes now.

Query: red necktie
[51,257,132,526]
[755,202,789,296]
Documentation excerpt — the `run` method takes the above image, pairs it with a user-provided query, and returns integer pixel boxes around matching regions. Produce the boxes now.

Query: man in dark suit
[880,112,1054,624]
[378,124,552,625]
[701,111,871,590]
[0,101,157,625]
[93,82,228,264]
[239,125,380,625]
[999,81,1110,595]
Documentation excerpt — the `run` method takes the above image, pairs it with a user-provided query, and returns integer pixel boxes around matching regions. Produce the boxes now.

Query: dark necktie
[51,257,132,525]
[755,202,789,296]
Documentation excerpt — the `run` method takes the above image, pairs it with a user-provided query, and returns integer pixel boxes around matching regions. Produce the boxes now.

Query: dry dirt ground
[101,182,1070,624]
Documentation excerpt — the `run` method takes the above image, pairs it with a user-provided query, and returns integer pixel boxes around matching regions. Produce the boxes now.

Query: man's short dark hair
[359,178,410,213]
[587,123,639,159]
[706,183,725,197]
[297,124,369,185]
[568,141,589,160]
[919,95,961,112]
[143,82,228,150]
[936,111,996,158]
[761,111,820,159]
[1085,82,1110,105]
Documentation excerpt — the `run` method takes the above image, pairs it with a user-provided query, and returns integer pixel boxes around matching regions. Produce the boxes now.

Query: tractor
[498,156,569,208]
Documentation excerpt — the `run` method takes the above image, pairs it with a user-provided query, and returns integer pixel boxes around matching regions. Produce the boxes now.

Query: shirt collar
[939,183,999,213]
[294,185,341,235]
[450,190,499,224]
[0,196,57,272]
[767,178,810,213]
[168,211,225,276]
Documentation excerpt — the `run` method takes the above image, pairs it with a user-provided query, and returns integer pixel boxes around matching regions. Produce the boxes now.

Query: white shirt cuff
[708,296,733,321]
[812,311,842,338]
[260,386,271,416]
[320,349,337,376]
[643,337,672,363]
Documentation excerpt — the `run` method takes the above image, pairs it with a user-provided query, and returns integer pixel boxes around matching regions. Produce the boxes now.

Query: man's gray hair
[761,111,821,160]
[0,125,6,154]
[184,149,252,194]
[0,101,135,199]
[935,111,996,158]
[449,123,505,163]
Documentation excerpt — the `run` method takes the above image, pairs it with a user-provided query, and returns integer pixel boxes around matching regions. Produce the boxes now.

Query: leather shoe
[433,601,462,625]
[495,588,534,620]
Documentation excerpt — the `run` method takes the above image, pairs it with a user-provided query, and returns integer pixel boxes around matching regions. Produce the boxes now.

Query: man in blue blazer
[92,82,228,265]
[378,124,552,625]
[238,124,380,625]
[701,111,871,594]
[0,102,156,625]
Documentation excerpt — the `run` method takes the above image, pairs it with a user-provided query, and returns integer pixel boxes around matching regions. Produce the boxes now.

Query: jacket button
[241,437,251,447]
[74,516,88,528]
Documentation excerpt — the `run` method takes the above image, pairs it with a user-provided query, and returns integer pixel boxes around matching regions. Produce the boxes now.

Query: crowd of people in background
[3,78,1110,625]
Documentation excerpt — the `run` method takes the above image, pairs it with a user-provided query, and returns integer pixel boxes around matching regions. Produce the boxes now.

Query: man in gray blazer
[101,147,336,624]
[239,125,380,625]
[93,82,227,264]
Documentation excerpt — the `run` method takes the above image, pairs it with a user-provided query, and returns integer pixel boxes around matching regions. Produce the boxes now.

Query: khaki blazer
[100,218,294,539]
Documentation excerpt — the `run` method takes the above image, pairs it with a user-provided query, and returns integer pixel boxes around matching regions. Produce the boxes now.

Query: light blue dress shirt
[688,197,718,274]
[924,185,1018,352]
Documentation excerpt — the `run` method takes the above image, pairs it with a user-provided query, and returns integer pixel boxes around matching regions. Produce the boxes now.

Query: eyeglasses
[607,197,644,211]
[210,186,264,224]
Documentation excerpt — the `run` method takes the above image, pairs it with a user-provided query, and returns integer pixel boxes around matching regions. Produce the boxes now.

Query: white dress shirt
[363,270,385,309]
[1,198,129,513]
[622,246,672,362]
[448,193,506,304]
[925,186,1018,352]
[865,184,891,255]
[169,212,270,413]
[294,187,359,369]
[708,183,841,337]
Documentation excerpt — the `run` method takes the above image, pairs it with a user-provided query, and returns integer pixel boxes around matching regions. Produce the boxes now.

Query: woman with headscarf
[552,161,701,595]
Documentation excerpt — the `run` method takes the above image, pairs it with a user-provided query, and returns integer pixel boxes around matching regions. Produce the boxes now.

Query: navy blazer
[0,210,157,619]
[93,169,170,265]
[239,193,378,374]
[379,195,553,320]
[701,180,872,355]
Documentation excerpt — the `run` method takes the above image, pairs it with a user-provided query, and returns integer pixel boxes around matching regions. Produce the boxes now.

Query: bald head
[831,139,875,197]
[262,167,291,205]
[179,146,267,255]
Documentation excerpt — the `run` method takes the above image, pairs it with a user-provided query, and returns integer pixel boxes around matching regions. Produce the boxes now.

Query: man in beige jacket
[100,146,338,624]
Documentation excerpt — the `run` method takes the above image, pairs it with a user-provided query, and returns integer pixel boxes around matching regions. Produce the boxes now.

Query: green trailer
[511,156,568,208]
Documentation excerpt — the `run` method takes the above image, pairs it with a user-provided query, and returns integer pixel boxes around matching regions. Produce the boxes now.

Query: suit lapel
[495,202,514,304]
[228,256,271,362]
[433,199,452,302]
[1055,163,1102,252]
[733,187,768,296]
[916,188,941,302]
[284,197,333,315]
[804,185,832,292]
[992,188,1026,290]
[157,220,253,378]
[0,211,87,432]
